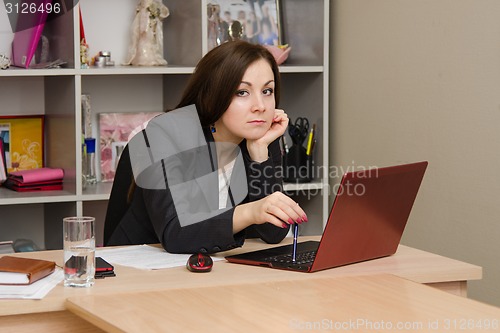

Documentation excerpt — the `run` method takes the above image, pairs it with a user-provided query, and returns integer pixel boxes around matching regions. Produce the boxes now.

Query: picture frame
[207,0,282,51]
[0,115,44,173]
[99,112,162,182]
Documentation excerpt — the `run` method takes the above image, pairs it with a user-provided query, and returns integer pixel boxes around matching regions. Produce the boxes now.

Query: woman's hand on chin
[247,109,288,162]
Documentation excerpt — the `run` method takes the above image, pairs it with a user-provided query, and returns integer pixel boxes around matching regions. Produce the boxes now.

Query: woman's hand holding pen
[233,192,308,233]
[247,109,289,162]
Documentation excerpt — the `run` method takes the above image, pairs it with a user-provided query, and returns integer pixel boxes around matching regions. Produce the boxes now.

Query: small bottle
[82,137,87,189]
[83,138,97,185]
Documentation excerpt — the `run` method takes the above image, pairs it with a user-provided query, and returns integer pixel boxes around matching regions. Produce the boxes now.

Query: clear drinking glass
[63,216,95,287]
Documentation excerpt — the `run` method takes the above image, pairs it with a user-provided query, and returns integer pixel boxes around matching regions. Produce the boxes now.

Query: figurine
[0,53,10,70]
[126,0,170,66]
[80,39,90,68]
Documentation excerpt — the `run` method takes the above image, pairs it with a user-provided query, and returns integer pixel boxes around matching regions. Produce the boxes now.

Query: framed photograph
[0,115,44,172]
[207,0,282,51]
[99,112,162,182]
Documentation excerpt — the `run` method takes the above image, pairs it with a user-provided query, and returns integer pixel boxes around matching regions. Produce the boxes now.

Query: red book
[4,182,63,192]
[5,167,64,192]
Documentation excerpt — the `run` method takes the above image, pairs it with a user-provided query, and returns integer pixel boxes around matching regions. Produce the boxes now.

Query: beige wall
[330,0,500,306]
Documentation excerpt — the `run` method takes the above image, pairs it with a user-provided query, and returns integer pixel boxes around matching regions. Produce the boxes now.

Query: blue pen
[292,223,298,262]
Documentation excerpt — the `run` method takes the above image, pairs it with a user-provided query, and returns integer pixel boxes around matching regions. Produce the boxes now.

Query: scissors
[288,117,309,145]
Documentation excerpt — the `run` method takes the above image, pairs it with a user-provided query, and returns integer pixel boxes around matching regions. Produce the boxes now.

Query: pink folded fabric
[9,167,64,184]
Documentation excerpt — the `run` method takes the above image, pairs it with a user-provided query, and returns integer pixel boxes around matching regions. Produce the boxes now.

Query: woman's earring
[210,124,216,133]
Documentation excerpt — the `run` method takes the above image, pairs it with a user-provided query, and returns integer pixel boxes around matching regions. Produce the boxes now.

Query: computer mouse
[186,253,213,273]
[13,239,40,252]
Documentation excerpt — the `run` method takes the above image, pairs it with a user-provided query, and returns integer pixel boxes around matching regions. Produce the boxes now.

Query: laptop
[225,161,428,272]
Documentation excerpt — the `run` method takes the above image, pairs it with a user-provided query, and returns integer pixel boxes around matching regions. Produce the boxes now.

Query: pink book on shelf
[9,167,64,184]
[0,138,6,184]
[11,0,53,68]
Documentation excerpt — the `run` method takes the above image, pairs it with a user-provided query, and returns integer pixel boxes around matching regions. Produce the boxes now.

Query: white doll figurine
[126,0,170,66]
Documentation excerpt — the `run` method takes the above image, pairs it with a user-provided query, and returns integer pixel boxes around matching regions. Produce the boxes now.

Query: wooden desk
[0,311,105,333]
[0,237,481,317]
[65,274,500,333]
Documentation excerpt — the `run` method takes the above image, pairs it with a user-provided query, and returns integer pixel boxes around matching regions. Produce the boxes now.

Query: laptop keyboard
[264,250,317,265]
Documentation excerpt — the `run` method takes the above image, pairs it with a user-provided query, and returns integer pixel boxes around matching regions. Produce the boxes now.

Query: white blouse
[218,159,236,209]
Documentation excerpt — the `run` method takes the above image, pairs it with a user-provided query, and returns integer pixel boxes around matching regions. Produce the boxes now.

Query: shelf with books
[0,0,329,249]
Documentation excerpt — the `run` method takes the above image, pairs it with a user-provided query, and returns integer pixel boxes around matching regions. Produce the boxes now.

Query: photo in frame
[207,0,282,51]
[99,112,162,182]
[0,115,44,172]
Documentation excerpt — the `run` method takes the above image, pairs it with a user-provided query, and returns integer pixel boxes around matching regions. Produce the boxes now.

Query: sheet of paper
[0,268,63,299]
[96,245,223,270]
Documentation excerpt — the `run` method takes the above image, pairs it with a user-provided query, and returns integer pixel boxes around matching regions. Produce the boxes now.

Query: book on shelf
[0,138,6,185]
[4,167,64,192]
[8,167,64,183]
[0,256,56,285]
[3,181,63,192]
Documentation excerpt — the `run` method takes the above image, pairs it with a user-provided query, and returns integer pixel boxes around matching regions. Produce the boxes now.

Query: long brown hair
[174,40,281,127]
[128,41,281,203]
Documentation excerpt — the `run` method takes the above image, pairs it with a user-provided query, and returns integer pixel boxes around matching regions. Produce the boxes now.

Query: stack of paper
[0,269,63,299]
[96,245,224,270]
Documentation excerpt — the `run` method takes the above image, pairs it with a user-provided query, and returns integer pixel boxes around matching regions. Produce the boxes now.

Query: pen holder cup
[283,145,313,183]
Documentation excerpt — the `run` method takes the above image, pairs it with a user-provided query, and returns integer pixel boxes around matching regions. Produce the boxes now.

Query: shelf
[0,68,76,77]
[0,187,77,205]
[279,66,324,73]
[76,66,196,76]
[283,181,324,192]
[0,180,325,205]
[0,65,324,78]
[78,65,324,75]
[81,181,324,202]
[81,182,113,201]
[0,0,329,249]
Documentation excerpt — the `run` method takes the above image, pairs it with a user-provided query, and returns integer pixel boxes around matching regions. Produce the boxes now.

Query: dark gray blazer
[104,128,289,254]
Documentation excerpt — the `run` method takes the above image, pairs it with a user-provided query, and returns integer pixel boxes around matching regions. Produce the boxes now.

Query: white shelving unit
[0,0,329,249]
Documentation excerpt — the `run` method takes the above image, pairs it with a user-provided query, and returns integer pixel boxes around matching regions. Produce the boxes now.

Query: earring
[210,124,216,133]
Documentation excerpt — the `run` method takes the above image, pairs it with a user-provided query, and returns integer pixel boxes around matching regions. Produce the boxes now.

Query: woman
[105,40,307,254]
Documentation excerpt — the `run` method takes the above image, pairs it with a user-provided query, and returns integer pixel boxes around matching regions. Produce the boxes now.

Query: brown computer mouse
[186,253,213,272]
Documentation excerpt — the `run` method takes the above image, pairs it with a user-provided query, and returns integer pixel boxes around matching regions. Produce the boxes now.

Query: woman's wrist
[233,203,255,234]
[246,141,269,163]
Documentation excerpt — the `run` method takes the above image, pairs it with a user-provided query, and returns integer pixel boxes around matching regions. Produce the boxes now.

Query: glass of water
[63,216,95,287]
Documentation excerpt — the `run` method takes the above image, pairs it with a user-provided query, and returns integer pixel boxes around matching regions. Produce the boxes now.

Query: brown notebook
[0,256,56,285]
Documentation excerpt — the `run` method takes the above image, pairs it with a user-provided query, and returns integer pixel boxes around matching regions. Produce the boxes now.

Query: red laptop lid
[311,161,428,272]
